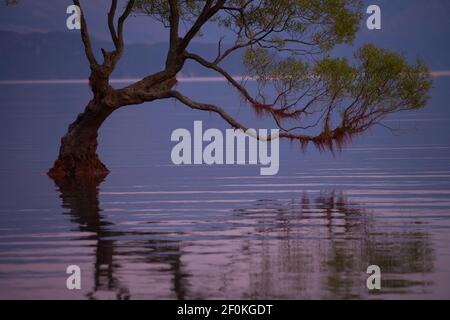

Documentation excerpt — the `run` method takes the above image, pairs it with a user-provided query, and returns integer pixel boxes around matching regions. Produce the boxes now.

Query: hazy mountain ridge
[0,30,245,80]
[1,0,449,80]
[0,25,448,80]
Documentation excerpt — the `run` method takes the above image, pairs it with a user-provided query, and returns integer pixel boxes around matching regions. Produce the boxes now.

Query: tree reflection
[52,177,435,299]
[53,177,189,299]
[235,192,435,299]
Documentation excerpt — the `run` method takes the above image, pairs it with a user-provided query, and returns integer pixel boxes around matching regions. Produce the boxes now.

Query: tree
[45,0,432,181]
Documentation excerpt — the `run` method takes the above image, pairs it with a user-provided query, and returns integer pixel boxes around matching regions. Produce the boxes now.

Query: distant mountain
[1,0,449,52]
[0,31,246,80]
[0,22,448,80]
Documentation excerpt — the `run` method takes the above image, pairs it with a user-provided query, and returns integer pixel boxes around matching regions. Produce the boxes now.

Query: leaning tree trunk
[48,99,113,181]
[47,71,177,182]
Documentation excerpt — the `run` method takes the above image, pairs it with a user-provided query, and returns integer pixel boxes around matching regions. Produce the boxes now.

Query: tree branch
[103,1,135,74]
[165,90,322,143]
[177,0,225,53]
[185,52,256,104]
[168,0,180,48]
[73,0,98,67]
[185,52,318,121]
[108,0,119,49]
[166,0,180,68]
[117,0,135,51]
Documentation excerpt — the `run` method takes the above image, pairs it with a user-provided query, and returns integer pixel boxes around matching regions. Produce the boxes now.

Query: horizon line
[0,71,449,85]
[0,76,250,85]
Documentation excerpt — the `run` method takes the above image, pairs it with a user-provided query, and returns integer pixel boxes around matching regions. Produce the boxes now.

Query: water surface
[0,79,449,299]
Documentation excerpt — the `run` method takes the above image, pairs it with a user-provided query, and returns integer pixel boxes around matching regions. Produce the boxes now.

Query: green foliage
[353,44,432,110]
[245,42,432,112]
[314,57,355,94]
[133,1,433,118]
[135,0,362,50]
[222,0,362,50]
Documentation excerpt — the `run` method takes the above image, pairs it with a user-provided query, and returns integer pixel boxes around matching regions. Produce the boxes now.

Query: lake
[0,78,449,299]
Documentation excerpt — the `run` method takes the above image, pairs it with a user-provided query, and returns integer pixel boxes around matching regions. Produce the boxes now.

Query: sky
[0,1,449,41]
[0,0,449,69]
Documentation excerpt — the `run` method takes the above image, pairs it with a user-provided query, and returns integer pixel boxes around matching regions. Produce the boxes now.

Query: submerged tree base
[47,157,109,182]
[47,98,113,182]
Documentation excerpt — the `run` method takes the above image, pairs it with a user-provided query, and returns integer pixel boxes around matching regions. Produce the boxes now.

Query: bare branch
[117,0,135,52]
[166,0,180,68]
[108,0,119,49]
[73,0,98,67]
[177,0,226,53]
[168,0,180,48]
[165,90,342,145]
[166,90,249,131]
[185,52,256,104]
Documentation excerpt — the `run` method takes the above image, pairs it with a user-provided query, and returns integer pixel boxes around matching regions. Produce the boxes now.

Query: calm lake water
[0,78,450,299]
